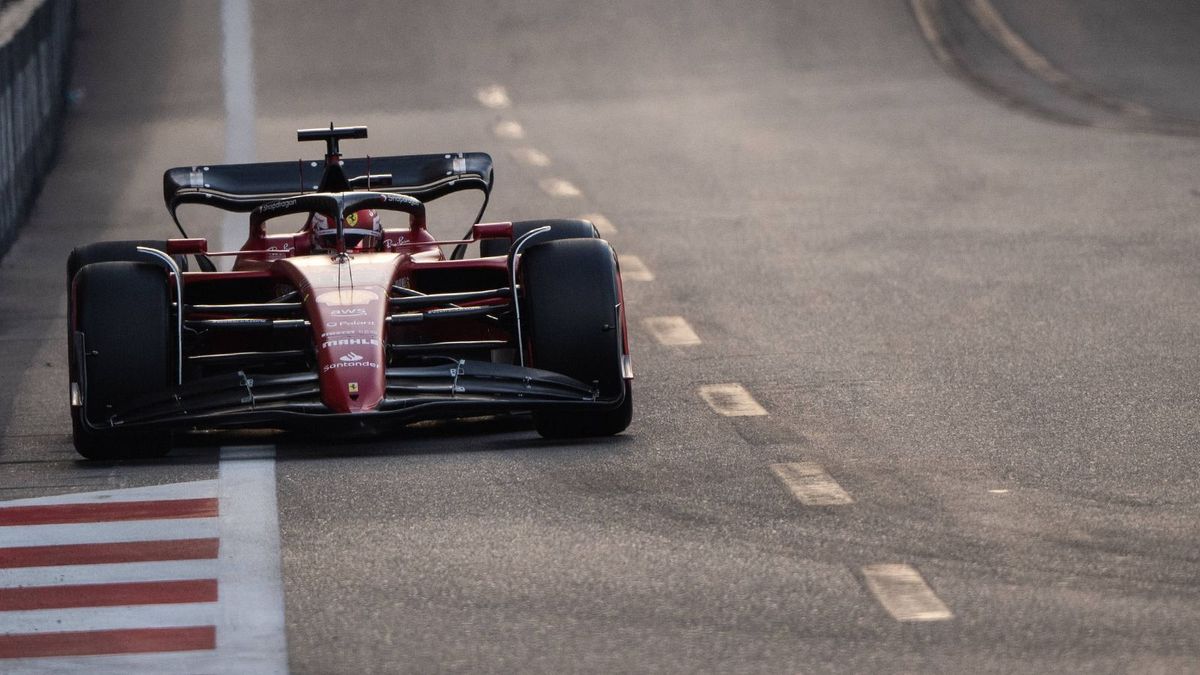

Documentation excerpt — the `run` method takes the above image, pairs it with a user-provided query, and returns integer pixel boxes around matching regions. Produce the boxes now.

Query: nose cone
[275,254,402,414]
[313,287,388,413]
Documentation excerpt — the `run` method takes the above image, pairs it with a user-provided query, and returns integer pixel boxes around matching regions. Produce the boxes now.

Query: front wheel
[70,261,173,459]
[521,238,632,438]
[479,218,598,258]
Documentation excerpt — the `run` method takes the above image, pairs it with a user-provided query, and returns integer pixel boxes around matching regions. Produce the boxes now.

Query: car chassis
[67,125,632,458]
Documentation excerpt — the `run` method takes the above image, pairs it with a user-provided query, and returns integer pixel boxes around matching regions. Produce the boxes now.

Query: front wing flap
[81,359,623,432]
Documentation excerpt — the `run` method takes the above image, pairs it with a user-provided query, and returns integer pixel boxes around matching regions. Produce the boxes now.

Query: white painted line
[698,383,768,417]
[220,0,258,257]
[861,564,953,622]
[581,213,616,236]
[216,445,287,672]
[509,147,551,167]
[619,255,654,281]
[1,651,228,675]
[492,119,525,140]
[0,481,217,507]
[988,489,1010,494]
[538,178,582,198]
[642,316,701,346]
[0,518,217,548]
[475,84,511,109]
[0,602,218,635]
[770,463,854,506]
[0,559,220,589]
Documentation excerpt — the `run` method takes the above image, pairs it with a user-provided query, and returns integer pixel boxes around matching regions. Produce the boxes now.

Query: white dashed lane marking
[509,147,551,167]
[861,564,954,622]
[492,119,525,140]
[643,316,701,346]
[698,383,768,417]
[770,462,854,506]
[476,84,512,109]
[619,255,654,281]
[538,178,582,198]
[581,213,617,236]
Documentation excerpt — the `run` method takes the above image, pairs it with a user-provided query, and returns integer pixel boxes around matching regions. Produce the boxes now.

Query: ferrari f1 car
[66,125,632,459]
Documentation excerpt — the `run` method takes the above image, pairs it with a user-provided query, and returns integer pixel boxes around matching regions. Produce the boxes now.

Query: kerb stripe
[0,498,218,526]
[0,538,219,568]
[0,626,216,658]
[0,579,217,611]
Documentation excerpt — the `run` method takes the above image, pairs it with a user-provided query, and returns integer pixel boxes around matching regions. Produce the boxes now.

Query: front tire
[70,262,173,459]
[479,218,598,258]
[521,238,632,438]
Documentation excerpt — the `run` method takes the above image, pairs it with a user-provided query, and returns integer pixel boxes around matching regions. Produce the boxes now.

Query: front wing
[74,357,627,433]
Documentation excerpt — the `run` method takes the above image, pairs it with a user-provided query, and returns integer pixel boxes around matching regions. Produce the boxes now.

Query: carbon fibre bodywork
[68,126,632,442]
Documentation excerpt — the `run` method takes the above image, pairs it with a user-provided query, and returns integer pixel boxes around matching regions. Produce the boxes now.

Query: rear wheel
[479,218,598,258]
[521,238,632,438]
[70,262,173,459]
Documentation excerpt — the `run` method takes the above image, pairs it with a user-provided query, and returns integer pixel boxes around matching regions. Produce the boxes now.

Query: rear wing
[162,152,493,226]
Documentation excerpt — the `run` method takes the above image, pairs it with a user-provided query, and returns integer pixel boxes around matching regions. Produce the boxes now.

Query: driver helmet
[309,209,383,251]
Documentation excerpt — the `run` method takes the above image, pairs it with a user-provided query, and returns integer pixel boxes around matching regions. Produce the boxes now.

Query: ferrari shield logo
[345,212,358,227]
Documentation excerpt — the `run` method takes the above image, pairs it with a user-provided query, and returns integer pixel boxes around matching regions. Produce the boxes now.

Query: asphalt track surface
[1,1,1199,672]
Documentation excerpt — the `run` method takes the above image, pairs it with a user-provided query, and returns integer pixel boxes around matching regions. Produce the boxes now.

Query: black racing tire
[70,262,173,460]
[479,218,598,258]
[67,240,188,288]
[521,238,632,438]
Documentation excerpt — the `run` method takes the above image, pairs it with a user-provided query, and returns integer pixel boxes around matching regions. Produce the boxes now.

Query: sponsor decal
[340,352,364,363]
[330,307,367,317]
[321,360,378,373]
[317,289,380,307]
[261,199,297,213]
[322,330,370,339]
[321,338,380,349]
[321,317,376,333]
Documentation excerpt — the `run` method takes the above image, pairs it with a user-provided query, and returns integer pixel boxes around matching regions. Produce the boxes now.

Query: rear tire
[479,218,598,258]
[521,238,632,438]
[70,262,173,459]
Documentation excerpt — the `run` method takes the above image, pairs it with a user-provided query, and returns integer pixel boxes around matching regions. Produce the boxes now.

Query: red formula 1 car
[66,125,632,459]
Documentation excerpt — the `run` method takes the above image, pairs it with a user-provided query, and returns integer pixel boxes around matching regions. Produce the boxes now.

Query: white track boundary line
[216,445,287,673]
[219,0,257,256]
